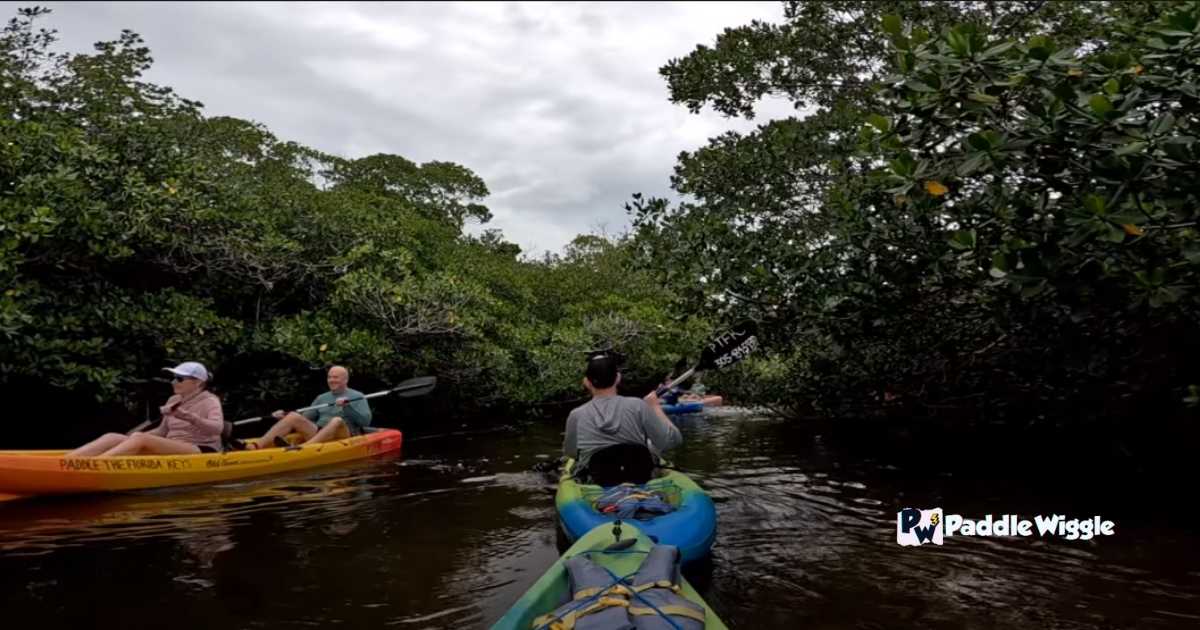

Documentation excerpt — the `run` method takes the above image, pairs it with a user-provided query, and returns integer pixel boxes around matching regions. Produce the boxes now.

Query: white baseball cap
[163,361,210,381]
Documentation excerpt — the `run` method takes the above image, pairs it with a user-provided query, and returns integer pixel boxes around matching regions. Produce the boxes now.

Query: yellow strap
[530,611,557,629]
[533,618,567,630]
[573,586,601,600]
[531,596,630,629]
[631,579,680,593]
[530,613,566,630]
[573,583,631,600]
[629,604,707,622]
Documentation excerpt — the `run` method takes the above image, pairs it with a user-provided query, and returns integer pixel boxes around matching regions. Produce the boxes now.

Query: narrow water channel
[1,409,1195,628]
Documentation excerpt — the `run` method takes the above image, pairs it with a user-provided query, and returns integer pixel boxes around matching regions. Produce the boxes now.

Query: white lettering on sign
[715,335,759,368]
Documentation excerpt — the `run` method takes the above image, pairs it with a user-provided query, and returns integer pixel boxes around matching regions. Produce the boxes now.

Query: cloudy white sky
[6,1,796,256]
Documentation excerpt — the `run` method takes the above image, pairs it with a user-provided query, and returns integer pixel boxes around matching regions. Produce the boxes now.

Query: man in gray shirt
[562,352,682,484]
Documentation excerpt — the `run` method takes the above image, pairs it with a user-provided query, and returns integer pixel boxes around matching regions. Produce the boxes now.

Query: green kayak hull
[491,521,728,629]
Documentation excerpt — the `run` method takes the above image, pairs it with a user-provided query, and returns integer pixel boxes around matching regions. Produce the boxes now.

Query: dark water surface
[1,410,1197,629]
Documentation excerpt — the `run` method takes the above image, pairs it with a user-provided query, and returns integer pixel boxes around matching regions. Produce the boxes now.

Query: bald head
[327,365,349,392]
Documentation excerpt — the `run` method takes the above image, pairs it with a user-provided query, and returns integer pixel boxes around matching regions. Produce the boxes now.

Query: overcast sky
[5,1,795,256]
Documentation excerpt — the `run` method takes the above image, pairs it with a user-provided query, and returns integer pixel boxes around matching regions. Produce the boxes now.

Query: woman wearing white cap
[67,361,226,457]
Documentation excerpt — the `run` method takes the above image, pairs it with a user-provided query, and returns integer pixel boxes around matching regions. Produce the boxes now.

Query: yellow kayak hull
[0,429,402,499]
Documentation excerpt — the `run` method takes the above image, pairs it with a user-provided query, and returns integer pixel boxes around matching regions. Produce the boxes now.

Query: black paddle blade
[391,376,438,397]
[697,321,760,371]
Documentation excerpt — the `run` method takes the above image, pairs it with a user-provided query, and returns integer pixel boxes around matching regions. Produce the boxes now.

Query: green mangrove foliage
[632,1,1200,423]
[0,7,700,422]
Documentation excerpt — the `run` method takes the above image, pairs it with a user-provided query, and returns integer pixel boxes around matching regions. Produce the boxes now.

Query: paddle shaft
[230,388,384,427]
[231,376,439,424]
[126,420,153,435]
[659,366,698,394]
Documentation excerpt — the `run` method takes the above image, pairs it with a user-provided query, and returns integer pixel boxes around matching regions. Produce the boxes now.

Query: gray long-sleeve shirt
[562,394,682,470]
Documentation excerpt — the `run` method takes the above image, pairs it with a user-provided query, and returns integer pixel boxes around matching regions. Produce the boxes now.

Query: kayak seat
[220,421,244,452]
[582,444,655,487]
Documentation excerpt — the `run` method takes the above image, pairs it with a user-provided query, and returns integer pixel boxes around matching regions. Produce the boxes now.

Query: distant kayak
[0,429,402,500]
[491,521,728,629]
[661,395,723,415]
[556,458,717,564]
[661,401,704,414]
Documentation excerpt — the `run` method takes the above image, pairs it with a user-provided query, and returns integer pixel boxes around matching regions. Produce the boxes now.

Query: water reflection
[0,456,398,555]
[1,416,1197,629]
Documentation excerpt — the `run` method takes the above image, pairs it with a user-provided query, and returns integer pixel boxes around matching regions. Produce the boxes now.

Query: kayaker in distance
[660,370,724,409]
[246,365,373,449]
[562,352,681,486]
[66,362,225,457]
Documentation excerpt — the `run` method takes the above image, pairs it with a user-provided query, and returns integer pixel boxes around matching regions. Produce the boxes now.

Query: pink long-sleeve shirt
[149,390,224,450]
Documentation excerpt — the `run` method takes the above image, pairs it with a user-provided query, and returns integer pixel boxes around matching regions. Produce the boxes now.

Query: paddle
[656,320,760,395]
[232,376,438,426]
[126,421,153,435]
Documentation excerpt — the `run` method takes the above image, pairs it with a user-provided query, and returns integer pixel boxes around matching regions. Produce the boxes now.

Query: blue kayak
[660,401,704,415]
[556,459,717,564]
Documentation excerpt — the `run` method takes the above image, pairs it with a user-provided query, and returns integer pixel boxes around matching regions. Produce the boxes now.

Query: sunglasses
[171,376,196,383]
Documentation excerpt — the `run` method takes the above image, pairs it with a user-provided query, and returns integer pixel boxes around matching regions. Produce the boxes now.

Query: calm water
[1,410,1197,629]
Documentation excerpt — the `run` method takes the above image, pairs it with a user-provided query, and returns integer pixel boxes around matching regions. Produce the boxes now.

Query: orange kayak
[0,429,402,500]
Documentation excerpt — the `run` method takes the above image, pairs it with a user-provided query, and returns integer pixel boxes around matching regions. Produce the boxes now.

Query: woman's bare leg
[67,433,129,458]
[101,432,202,456]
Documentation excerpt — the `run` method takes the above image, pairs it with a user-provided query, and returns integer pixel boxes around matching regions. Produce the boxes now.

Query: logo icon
[897,507,944,546]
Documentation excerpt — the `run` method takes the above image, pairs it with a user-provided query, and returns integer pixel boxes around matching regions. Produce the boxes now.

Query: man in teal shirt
[250,365,373,448]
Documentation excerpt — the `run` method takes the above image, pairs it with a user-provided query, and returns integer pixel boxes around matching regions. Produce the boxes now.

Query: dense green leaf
[992,251,1010,272]
[966,132,993,151]
[882,14,903,37]
[1150,112,1176,136]
[957,153,989,176]
[1102,223,1128,243]
[1090,94,1114,116]
[948,229,976,250]
[1114,141,1148,156]
[980,41,1016,59]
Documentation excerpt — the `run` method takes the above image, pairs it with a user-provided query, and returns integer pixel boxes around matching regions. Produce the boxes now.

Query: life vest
[532,544,706,630]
